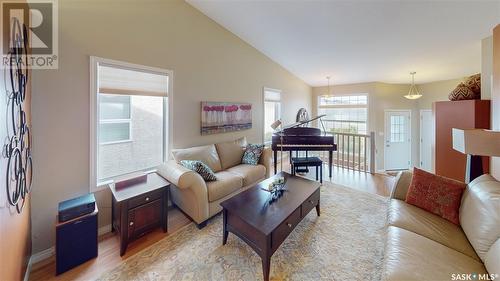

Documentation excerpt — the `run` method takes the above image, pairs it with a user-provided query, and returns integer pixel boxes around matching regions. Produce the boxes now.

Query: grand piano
[271,115,337,177]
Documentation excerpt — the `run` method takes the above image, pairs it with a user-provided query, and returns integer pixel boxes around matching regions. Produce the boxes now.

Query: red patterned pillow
[405,168,466,225]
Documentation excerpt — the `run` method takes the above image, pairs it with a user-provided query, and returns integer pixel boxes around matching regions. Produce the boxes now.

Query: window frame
[262,87,282,144]
[90,56,173,192]
[317,93,369,135]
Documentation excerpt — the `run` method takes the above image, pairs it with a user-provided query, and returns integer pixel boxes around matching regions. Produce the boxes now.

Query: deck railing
[332,132,375,173]
[309,130,375,173]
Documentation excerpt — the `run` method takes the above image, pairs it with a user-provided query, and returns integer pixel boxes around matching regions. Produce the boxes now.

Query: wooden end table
[110,172,170,256]
[220,172,320,281]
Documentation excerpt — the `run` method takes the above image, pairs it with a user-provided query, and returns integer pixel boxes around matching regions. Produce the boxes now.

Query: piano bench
[290,157,323,184]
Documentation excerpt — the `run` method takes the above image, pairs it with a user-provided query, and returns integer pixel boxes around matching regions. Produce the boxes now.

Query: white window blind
[263,88,282,143]
[98,65,169,97]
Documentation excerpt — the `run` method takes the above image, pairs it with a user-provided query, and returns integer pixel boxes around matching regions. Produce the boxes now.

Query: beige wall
[416,78,465,109]
[30,0,311,253]
[312,78,466,171]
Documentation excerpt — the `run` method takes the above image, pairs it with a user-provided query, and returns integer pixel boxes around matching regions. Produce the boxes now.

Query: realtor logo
[1,0,58,69]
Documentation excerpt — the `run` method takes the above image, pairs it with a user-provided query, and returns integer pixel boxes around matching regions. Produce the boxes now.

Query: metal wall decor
[2,18,32,214]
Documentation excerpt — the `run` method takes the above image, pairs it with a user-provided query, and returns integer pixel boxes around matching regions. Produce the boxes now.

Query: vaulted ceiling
[188,0,499,86]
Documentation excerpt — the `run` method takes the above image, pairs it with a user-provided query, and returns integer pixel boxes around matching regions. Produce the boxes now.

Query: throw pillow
[180,160,217,181]
[242,144,265,165]
[448,83,479,101]
[464,73,481,97]
[405,167,466,225]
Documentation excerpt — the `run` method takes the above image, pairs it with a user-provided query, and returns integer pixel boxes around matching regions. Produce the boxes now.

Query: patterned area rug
[99,182,389,281]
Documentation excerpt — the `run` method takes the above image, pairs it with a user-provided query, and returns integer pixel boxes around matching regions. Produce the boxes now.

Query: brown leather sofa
[383,171,500,281]
[157,137,272,228]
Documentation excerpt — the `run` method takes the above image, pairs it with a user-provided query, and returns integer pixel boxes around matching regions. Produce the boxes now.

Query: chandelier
[404,72,422,100]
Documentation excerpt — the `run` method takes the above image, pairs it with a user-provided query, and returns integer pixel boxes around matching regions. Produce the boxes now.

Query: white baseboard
[31,247,55,265]
[98,224,112,236]
[28,224,112,268]
[23,256,33,281]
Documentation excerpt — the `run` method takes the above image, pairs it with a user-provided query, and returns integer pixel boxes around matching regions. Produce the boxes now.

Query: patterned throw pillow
[242,144,264,165]
[405,168,466,225]
[464,73,481,96]
[180,160,217,181]
[448,83,479,101]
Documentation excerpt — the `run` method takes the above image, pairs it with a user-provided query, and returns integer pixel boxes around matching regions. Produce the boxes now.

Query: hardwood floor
[281,163,394,197]
[29,167,394,281]
[29,207,192,281]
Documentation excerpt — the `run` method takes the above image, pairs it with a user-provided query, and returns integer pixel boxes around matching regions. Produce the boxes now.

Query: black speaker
[56,205,98,275]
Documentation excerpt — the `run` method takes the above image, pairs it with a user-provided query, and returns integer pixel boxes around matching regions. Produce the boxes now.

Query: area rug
[98,182,389,281]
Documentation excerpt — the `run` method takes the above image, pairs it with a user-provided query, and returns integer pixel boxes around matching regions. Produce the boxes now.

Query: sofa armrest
[259,147,273,178]
[157,160,206,190]
[391,170,413,200]
[157,161,210,223]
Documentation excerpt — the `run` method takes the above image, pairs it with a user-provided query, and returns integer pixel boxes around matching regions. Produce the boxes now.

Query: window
[90,57,172,190]
[390,115,406,142]
[99,95,131,144]
[263,88,281,144]
[318,94,368,134]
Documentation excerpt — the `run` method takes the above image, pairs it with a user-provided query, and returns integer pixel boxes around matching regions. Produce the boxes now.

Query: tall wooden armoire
[434,100,491,182]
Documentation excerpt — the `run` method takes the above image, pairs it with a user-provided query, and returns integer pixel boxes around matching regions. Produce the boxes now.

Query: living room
[1,1,499,281]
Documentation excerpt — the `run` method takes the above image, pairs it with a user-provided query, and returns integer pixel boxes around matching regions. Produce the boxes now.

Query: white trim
[419,109,434,172]
[99,139,133,146]
[91,56,172,77]
[31,247,55,265]
[98,224,112,236]
[90,56,98,192]
[90,56,174,192]
[383,109,412,170]
[26,224,113,272]
[263,87,281,94]
[262,87,282,144]
[23,256,32,281]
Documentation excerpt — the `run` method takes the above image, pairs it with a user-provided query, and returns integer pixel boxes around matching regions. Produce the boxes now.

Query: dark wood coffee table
[220,172,321,281]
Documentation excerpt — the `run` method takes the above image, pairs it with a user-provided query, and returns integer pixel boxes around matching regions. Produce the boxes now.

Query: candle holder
[262,177,286,202]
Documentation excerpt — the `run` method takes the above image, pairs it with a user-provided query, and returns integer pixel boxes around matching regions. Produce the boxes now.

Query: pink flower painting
[201,102,252,135]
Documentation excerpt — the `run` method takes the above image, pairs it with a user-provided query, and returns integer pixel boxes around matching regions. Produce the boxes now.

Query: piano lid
[281,114,327,130]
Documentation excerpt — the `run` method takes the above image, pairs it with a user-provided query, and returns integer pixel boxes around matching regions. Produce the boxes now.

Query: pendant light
[404,72,422,100]
[325,76,331,95]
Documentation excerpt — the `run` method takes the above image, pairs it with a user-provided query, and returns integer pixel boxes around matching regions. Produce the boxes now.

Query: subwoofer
[56,205,98,275]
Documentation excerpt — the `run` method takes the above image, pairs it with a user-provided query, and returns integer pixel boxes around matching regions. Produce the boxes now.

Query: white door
[384,110,411,170]
[419,110,434,172]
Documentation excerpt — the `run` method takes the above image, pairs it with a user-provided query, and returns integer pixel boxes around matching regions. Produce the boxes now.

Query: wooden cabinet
[110,173,170,256]
[434,100,490,181]
[127,199,162,239]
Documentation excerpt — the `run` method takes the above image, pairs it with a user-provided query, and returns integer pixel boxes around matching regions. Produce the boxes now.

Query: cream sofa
[157,138,272,228]
[383,171,500,281]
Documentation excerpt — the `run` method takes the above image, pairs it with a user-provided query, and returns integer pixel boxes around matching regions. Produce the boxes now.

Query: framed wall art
[201,102,252,135]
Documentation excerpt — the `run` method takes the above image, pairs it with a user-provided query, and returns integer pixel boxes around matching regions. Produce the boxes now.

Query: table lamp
[452,128,500,183]
[271,119,283,173]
